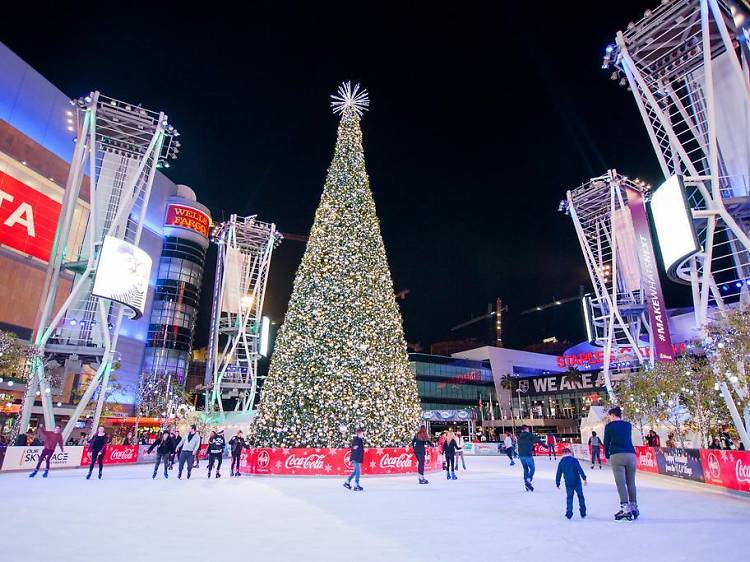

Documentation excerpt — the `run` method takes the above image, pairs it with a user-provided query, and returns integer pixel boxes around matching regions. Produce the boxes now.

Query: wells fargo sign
[0,170,61,262]
[165,204,210,238]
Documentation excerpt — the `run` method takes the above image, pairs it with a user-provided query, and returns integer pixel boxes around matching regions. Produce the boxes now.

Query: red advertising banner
[0,170,61,261]
[635,445,659,473]
[165,204,210,238]
[240,447,442,476]
[80,445,139,466]
[532,443,567,456]
[700,449,750,493]
[626,187,674,362]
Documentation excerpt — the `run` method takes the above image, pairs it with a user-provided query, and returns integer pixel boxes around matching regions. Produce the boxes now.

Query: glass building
[408,353,498,419]
[141,186,211,385]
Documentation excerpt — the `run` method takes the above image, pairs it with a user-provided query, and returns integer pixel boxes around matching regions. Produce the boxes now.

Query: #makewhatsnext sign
[515,372,607,397]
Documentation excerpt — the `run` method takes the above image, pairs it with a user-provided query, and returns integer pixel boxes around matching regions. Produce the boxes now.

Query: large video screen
[649,175,700,280]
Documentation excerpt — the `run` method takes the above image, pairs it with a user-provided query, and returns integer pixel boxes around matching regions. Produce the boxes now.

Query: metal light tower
[566,171,657,397]
[605,0,750,327]
[606,0,750,445]
[205,214,281,413]
[15,92,179,441]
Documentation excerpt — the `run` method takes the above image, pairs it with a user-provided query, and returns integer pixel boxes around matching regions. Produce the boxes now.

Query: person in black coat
[443,430,461,481]
[147,430,175,479]
[343,428,365,491]
[229,431,247,477]
[86,426,108,480]
[207,429,226,478]
[411,426,434,484]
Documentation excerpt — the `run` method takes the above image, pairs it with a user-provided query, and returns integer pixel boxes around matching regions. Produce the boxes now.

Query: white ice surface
[3,456,749,561]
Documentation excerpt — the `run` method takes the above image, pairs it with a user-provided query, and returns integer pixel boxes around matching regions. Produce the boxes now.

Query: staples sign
[0,171,61,262]
[165,204,210,238]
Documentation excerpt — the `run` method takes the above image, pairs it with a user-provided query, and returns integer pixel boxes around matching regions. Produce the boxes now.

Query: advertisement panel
[634,445,659,473]
[649,175,700,279]
[91,236,152,319]
[516,372,606,397]
[165,203,210,238]
[0,170,61,261]
[700,449,750,493]
[240,447,441,476]
[625,188,674,362]
[80,445,138,466]
[654,447,705,482]
[1,446,84,471]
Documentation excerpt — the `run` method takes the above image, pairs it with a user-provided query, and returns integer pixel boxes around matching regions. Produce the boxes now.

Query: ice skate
[98,472,102,480]
[207,470,212,479]
[353,485,363,491]
[630,504,640,520]
[565,513,573,520]
[524,479,534,492]
[86,472,91,480]
[451,471,457,480]
[42,469,48,478]
[446,470,451,480]
[164,472,169,479]
[419,477,429,484]
[216,471,221,478]
[152,471,157,479]
[614,505,633,521]
[343,482,352,490]
[29,470,37,478]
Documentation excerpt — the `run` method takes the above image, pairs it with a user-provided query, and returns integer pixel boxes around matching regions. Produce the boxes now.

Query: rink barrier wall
[239,447,442,476]
[571,444,750,494]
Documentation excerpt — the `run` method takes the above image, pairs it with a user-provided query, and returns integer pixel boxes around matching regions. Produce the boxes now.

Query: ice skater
[604,407,639,520]
[516,425,548,491]
[588,431,603,469]
[343,427,365,491]
[503,432,515,466]
[546,433,557,460]
[169,430,182,470]
[176,424,201,479]
[443,430,460,480]
[411,425,433,484]
[86,426,108,480]
[29,424,64,478]
[207,429,226,478]
[555,447,587,519]
[229,430,246,477]
[455,430,467,470]
[147,430,176,479]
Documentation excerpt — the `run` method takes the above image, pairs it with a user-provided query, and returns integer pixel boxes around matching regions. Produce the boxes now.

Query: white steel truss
[606,0,750,446]
[205,214,281,413]
[566,171,653,398]
[15,92,179,441]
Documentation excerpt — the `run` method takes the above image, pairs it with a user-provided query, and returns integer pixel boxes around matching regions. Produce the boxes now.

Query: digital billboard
[92,236,152,319]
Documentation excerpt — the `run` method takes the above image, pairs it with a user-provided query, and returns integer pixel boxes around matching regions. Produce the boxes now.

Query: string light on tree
[252,82,421,448]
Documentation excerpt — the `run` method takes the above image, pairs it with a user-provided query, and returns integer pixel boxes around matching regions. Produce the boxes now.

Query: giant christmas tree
[253,82,422,448]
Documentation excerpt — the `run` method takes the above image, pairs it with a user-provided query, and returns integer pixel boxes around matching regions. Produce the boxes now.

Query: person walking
[229,430,246,477]
[604,406,639,521]
[29,424,64,478]
[176,424,201,479]
[546,433,558,460]
[588,431,603,469]
[411,426,433,484]
[556,447,587,519]
[343,427,365,491]
[147,430,176,479]
[455,430,467,470]
[443,430,460,480]
[207,429,226,478]
[503,432,515,466]
[516,425,547,491]
[86,426,108,480]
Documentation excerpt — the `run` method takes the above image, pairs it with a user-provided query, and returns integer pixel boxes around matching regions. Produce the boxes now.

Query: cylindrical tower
[141,184,211,388]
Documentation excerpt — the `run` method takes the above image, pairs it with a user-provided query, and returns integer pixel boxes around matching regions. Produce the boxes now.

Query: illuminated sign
[92,236,152,319]
[556,342,686,368]
[0,170,61,261]
[165,204,210,238]
[650,175,700,280]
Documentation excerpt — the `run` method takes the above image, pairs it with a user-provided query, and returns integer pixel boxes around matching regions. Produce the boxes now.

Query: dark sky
[3,1,676,350]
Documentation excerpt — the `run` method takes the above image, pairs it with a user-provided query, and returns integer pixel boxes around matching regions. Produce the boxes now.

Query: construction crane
[520,287,586,315]
[450,298,507,347]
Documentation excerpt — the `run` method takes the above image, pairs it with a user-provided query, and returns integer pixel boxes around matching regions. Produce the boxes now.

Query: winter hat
[217,427,225,434]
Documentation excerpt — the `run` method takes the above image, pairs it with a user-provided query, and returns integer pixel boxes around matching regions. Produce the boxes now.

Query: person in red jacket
[546,433,558,460]
[29,425,65,478]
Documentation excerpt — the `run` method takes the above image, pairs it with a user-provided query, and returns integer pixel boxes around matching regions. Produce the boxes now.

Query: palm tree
[563,367,583,388]
[500,374,515,391]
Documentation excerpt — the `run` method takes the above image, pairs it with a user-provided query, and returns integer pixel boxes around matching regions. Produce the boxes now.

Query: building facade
[0,42,210,433]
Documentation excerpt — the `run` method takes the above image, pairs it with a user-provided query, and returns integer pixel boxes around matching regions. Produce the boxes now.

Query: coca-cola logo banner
[699,449,750,493]
[240,447,441,476]
[80,445,138,466]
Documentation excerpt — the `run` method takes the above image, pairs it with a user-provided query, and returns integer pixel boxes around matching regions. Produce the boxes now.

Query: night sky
[3,1,682,350]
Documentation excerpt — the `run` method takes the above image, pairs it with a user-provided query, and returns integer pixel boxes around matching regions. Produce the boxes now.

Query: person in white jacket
[455,431,467,470]
[504,432,516,466]
[176,424,201,479]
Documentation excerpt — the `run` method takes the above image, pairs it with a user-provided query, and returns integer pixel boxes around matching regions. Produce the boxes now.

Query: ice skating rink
[2,455,748,561]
